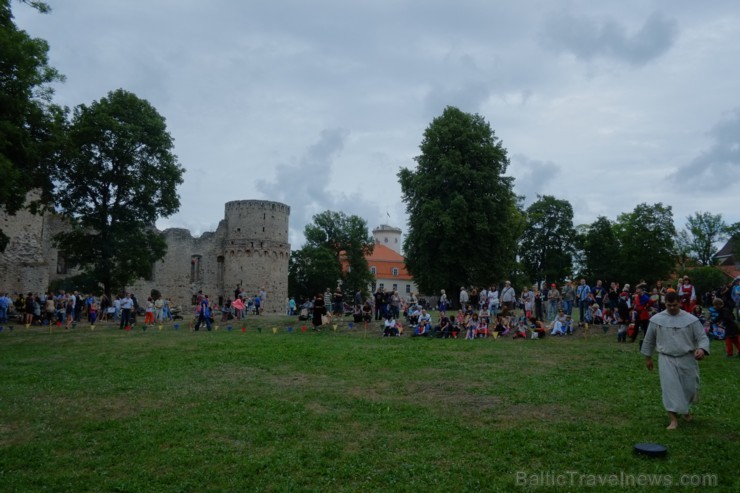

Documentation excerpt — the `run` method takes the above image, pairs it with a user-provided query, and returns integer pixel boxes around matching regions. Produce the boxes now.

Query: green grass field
[1,315,738,492]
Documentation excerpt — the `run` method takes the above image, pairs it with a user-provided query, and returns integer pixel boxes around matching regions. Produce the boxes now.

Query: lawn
[0,315,737,492]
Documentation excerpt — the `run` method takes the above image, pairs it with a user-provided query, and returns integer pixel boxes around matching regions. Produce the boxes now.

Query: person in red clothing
[712,298,740,357]
[631,284,654,343]
[677,275,696,313]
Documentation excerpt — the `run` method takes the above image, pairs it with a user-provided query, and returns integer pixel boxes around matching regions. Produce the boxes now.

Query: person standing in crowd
[374,288,384,320]
[487,285,499,317]
[438,289,448,317]
[312,293,326,329]
[500,281,516,312]
[194,295,212,331]
[731,276,740,321]
[576,279,591,323]
[631,284,654,343]
[459,287,469,312]
[677,275,697,313]
[259,287,267,313]
[641,291,709,430]
[712,298,739,357]
[561,280,575,316]
[119,292,133,329]
[332,286,343,316]
[593,280,606,309]
[547,283,561,321]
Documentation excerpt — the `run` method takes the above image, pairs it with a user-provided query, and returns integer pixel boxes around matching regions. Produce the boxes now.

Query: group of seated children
[383,313,403,337]
[549,310,573,336]
[353,302,373,324]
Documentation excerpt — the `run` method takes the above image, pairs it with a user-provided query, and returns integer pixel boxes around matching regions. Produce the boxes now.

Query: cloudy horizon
[14,0,740,248]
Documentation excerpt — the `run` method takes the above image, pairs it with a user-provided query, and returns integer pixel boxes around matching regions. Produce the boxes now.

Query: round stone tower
[372,224,402,254]
[222,200,290,313]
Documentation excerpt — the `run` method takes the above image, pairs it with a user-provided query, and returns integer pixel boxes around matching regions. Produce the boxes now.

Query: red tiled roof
[367,244,412,280]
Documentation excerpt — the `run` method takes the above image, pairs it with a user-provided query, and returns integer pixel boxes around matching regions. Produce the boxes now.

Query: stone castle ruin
[0,198,290,312]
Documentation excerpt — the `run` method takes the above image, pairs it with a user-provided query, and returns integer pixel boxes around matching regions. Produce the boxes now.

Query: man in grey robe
[641,291,710,430]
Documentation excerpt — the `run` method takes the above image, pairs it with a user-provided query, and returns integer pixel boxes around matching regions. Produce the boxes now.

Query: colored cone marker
[174,323,179,330]
[348,322,354,329]
[333,324,338,331]
[227,325,232,331]
[241,326,246,332]
[158,325,163,331]
[272,327,278,334]
[301,326,306,333]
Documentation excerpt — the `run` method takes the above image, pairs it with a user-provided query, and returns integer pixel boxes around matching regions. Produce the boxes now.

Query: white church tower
[372,224,402,254]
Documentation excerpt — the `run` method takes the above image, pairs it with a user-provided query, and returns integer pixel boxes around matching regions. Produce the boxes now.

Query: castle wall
[0,195,49,294]
[2,198,291,313]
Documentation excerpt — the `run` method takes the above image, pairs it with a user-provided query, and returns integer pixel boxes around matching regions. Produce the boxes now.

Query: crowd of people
[0,290,182,329]
[292,276,740,351]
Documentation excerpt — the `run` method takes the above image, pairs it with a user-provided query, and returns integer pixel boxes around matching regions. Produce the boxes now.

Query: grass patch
[0,316,738,492]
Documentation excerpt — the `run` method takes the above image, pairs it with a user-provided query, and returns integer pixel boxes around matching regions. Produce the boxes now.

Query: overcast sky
[15,0,740,248]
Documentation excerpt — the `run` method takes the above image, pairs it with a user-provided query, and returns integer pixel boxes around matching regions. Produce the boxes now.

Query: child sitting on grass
[383,315,399,337]
[476,315,489,338]
[529,317,547,339]
[493,314,508,337]
[512,317,527,339]
[465,313,478,340]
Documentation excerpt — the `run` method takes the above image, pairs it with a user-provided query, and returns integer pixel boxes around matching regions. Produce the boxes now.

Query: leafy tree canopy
[52,89,184,297]
[577,216,621,283]
[289,210,375,301]
[399,106,522,295]
[0,0,64,250]
[519,195,575,284]
[682,211,728,266]
[614,202,676,285]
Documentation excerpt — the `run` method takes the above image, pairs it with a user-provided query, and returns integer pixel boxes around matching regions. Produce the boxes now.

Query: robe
[640,309,710,414]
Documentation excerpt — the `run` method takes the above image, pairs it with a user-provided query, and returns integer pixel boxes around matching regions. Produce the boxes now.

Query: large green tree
[289,210,375,301]
[577,216,621,282]
[53,89,184,297]
[682,211,728,266]
[614,203,676,284]
[288,245,342,302]
[399,106,522,294]
[519,195,575,284]
[0,0,64,250]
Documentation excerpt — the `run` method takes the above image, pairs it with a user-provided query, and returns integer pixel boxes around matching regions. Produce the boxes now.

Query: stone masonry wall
[1,197,290,313]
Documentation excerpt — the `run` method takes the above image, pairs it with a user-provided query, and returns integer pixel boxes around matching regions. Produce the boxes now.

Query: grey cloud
[509,154,561,206]
[669,109,740,190]
[540,11,678,66]
[257,128,385,246]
